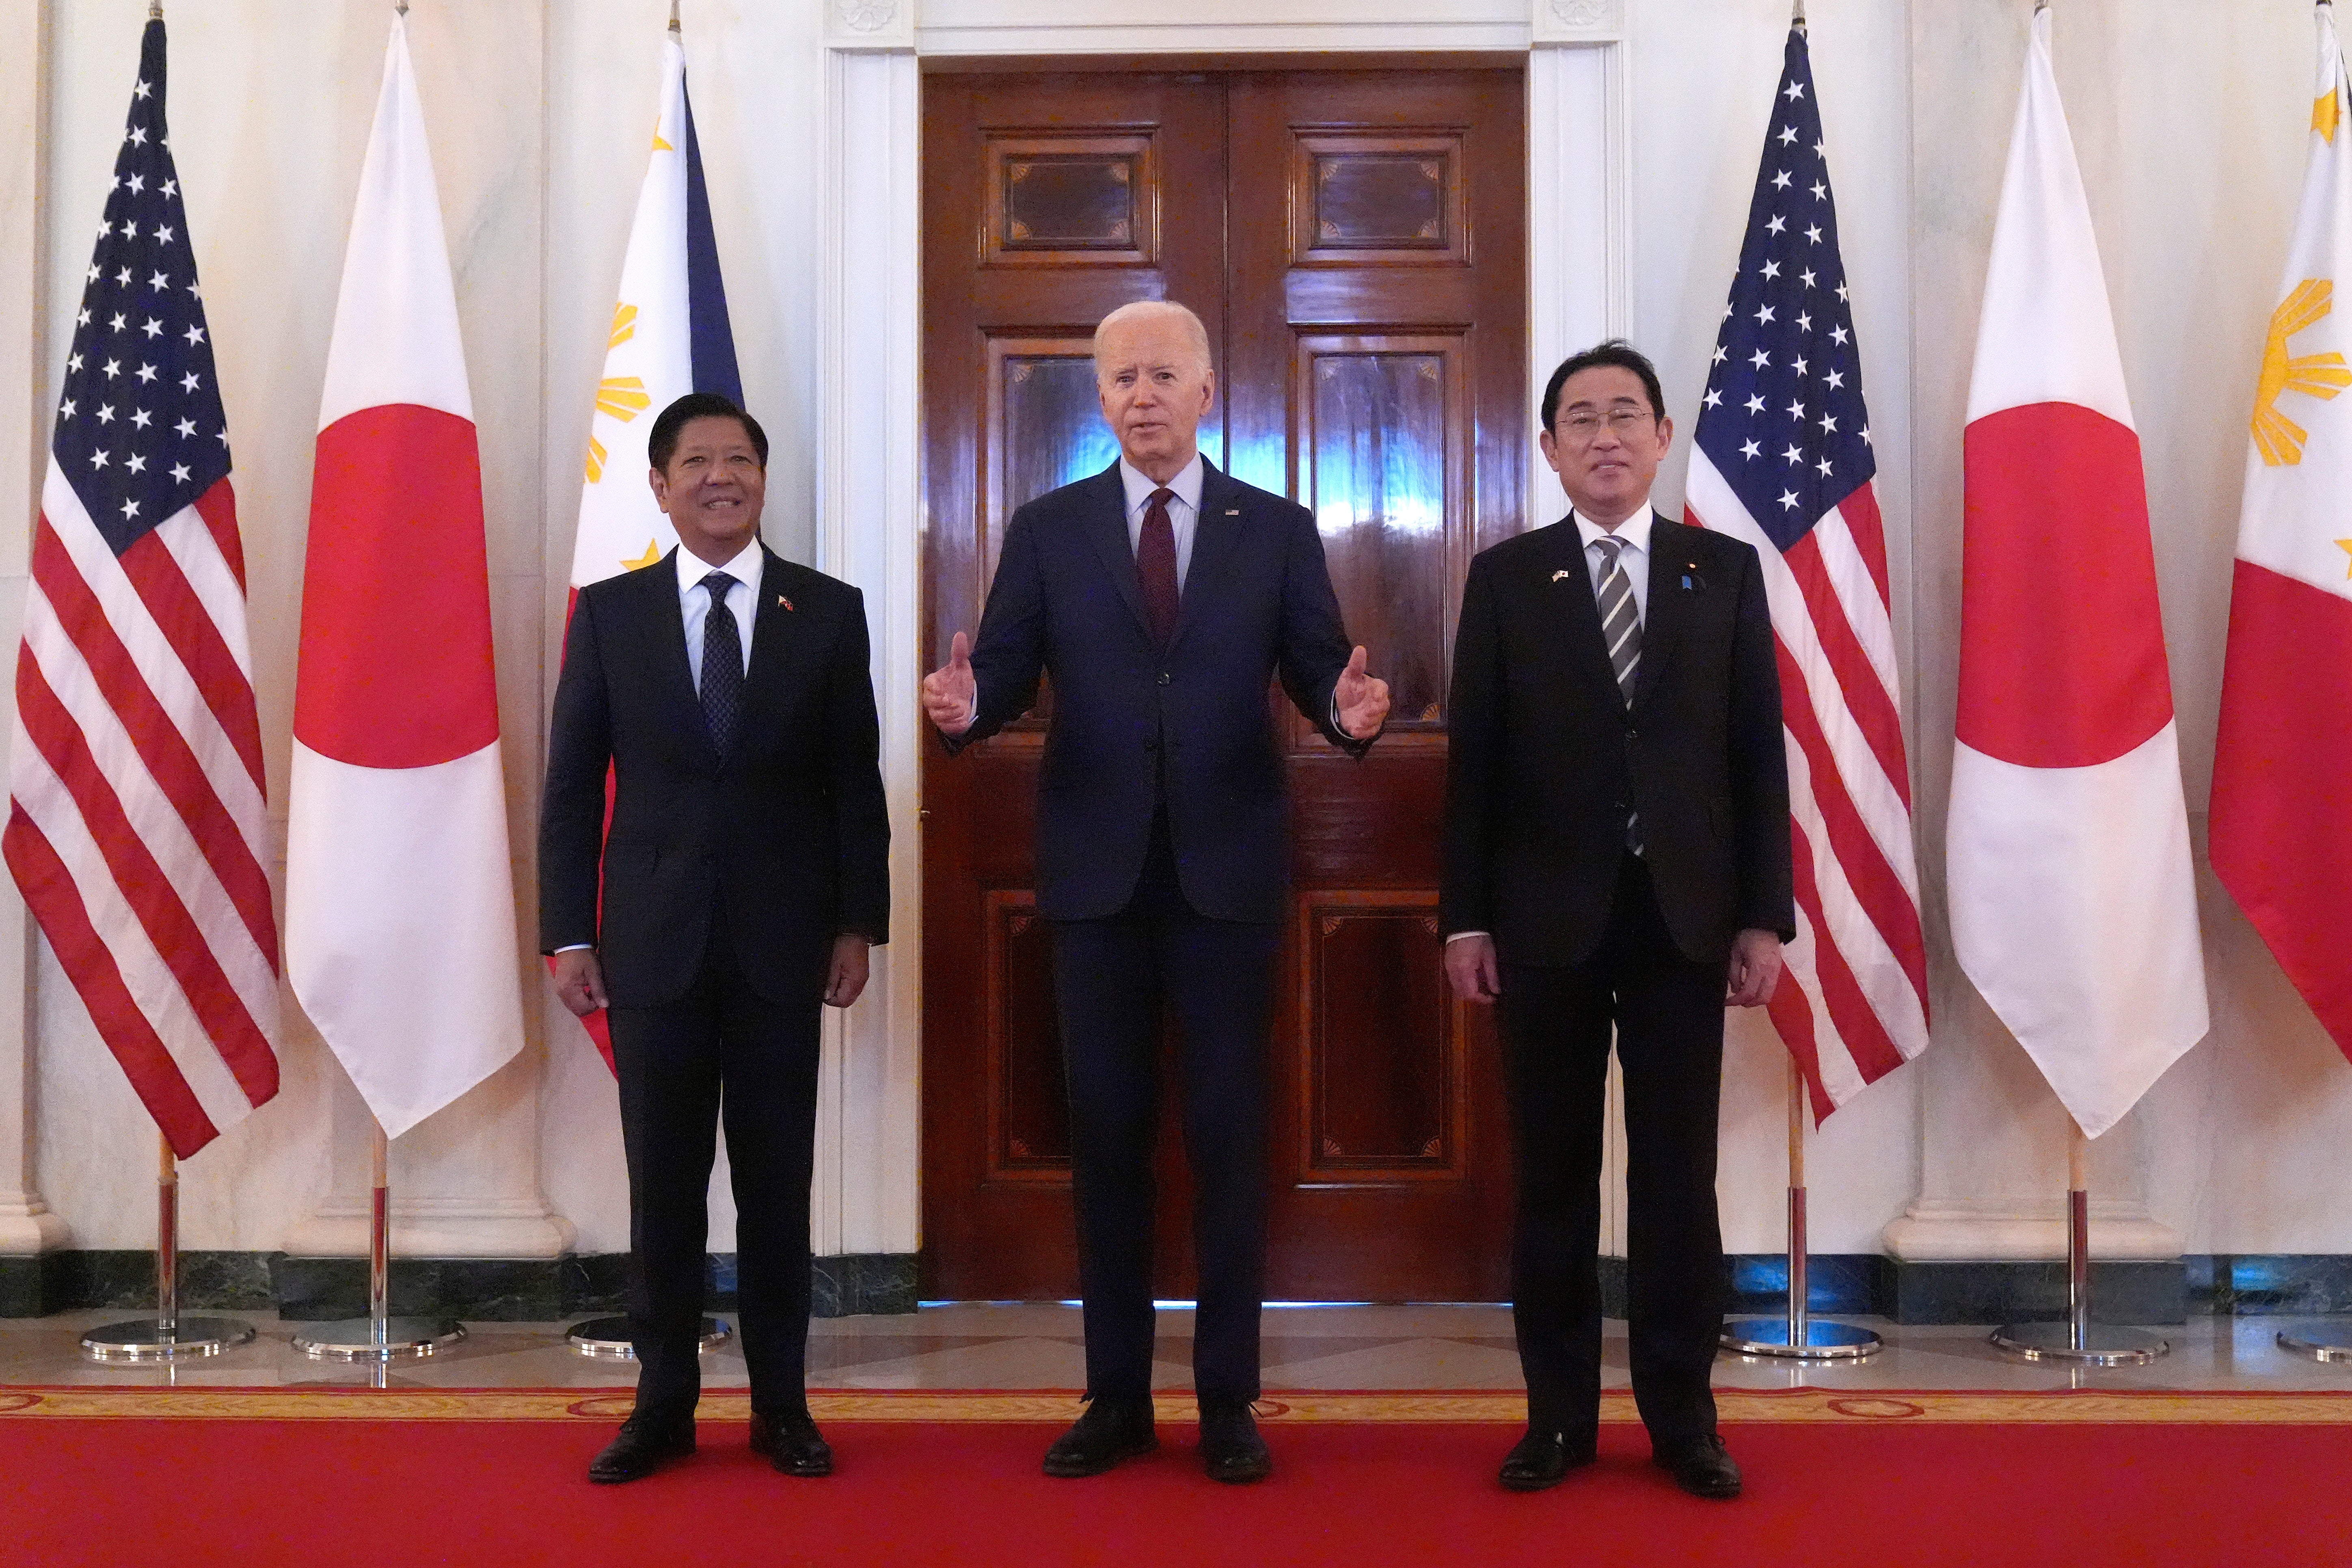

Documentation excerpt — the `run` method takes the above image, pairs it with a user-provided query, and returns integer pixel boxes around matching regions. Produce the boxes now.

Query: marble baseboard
[1883,1258,2186,1326]
[0,1252,922,1319]
[2191,1255,2352,1315]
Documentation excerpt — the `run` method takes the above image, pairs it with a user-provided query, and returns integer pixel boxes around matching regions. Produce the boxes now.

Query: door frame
[810,0,1635,1270]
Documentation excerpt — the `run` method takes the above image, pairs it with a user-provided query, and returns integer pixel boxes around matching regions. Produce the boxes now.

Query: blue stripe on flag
[682,74,742,404]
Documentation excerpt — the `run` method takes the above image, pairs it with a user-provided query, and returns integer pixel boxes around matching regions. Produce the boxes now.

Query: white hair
[1092,300,1212,373]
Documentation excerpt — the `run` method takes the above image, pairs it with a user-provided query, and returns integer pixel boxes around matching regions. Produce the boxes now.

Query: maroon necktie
[1138,487,1180,648]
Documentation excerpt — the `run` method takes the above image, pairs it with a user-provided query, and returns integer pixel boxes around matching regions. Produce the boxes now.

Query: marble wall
[2,0,2348,1283]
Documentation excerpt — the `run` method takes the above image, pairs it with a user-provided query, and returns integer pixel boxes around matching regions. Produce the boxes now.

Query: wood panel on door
[922,65,1526,1302]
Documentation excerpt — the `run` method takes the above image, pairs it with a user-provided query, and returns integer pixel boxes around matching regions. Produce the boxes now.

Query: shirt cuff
[552,944,592,954]
[1443,931,1490,946]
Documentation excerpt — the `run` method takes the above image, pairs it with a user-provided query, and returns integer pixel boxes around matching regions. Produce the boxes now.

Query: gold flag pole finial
[670,0,682,35]
[395,0,409,14]
[1792,0,1806,29]
[148,0,161,17]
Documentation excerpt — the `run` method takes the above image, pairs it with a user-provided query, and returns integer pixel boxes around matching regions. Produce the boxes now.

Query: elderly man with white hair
[924,300,1391,1483]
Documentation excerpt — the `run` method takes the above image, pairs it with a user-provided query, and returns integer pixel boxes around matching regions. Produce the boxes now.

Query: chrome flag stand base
[2276,1325,2352,1363]
[1721,1315,1882,1359]
[566,1316,734,1360]
[83,1136,257,1363]
[1721,1061,1881,1361]
[1993,1132,2168,1367]
[294,1121,464,1361]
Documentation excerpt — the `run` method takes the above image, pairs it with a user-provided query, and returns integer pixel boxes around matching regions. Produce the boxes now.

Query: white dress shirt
[1572,505,1652,626]
[678,537,762,689]
[1119,452,1205,590]
[1447,501,1657,948]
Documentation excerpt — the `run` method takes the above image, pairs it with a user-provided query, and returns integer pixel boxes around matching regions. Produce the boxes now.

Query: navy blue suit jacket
[950,460,1370,924]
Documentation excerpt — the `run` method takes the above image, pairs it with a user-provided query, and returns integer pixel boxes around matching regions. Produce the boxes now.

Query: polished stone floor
[4,1303,2351,1393]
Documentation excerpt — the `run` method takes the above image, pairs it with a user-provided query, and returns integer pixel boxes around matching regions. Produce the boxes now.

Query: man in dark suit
[542,392,890,1485]
[1441,341,1792,1500]
[922,300,1390,1484]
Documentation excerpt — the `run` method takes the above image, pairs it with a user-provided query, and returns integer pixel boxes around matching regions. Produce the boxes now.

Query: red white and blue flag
[2211,7,2352,1064]
[1948,6,2207,1138]
[285,14,524,1138]
[4,18,281,1158]
[556,27,741,1071]
[1683,23,1930,1119]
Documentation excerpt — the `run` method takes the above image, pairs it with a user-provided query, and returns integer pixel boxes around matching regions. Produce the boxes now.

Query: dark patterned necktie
[1138,487,1180,648]
[699,571,743,760]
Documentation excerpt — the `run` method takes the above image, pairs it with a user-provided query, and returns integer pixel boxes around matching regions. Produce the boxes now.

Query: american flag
[1681,24,1929,1118]
[3,19,279,1157]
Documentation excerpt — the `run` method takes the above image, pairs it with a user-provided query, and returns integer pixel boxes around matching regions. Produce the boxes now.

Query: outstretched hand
[1335,645,1391,741]
[922,631,976,736]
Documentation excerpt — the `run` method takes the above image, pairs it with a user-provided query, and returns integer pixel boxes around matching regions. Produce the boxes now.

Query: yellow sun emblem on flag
[624,539,665,571]
[2251,279,2352,466]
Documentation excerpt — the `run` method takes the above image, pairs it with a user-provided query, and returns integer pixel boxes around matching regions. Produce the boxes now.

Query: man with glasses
[1440,341,1793,1499]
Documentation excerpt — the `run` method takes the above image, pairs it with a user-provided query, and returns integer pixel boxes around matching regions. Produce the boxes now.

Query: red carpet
[5,1393,2350,1567]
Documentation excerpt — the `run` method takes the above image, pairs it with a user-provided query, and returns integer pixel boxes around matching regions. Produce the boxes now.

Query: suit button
[1158,672,1171,686]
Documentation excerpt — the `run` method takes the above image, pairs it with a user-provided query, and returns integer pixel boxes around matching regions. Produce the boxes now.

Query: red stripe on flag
[15,655,279,1104]
[1838,482,1894,610]
[0,807,222,1158]
[2212,560,2352,1061]
[193,477,248,595]
[119,525,267,794]
[31,518,279,965]
[1782,529,1913,810]
[1773,633,1931,1011]
[1786,810,1909,1093]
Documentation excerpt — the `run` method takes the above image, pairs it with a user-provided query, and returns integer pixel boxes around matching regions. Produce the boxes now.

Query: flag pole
[79,1132,257,1361]
[1721,1056,1881,1359]
[1992,1117,2168,1363]
[293,1118,465,1360]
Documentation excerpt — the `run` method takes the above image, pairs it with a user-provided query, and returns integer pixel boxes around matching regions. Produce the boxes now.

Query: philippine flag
[2210,8,2352,1064]
[285,14,525,1138]
[1946,5,2209,1140]
[553,26,741,1072]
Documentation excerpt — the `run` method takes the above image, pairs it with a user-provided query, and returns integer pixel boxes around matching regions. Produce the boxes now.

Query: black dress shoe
[749,1411,834,1477]
[1198,1400,1272,1485]
[1498,1427,1598,1492]
[1042,1397,1157,1478]
[1652,1433,1743,1499]
[587,1418,695,1484]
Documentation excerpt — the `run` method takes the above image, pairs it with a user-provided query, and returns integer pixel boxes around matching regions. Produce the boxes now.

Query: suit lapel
[740,545,799,734]
[1167,460,1244,658]
[1077,464,1153,644]
[1634,513,1695,710]
[647,549,720,767]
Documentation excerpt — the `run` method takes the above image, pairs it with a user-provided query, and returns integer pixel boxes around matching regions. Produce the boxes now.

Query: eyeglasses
[1555,408,1655,442]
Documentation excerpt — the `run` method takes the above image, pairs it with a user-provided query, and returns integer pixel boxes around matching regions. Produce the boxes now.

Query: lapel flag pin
[1551,569,1574,582]
[777,594,793,611]
[1224,508,1240,516]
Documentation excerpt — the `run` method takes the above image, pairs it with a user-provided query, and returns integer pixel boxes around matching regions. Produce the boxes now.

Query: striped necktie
[1592,535,1641,705]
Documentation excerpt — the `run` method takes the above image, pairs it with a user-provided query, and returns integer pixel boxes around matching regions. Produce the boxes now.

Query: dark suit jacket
[539,545,890,1008]
[1441,513,1794,968]
[950,460,1369,924]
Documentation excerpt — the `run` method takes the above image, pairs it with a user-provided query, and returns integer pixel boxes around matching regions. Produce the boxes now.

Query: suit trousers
[1498,851,1728,1446]
[609,910,824,1428]
[1051,815,1278,1406]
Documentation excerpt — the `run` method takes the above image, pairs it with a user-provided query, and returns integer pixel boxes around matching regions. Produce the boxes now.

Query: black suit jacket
[951,460,1370,924]
[539,545,890,1008]
[1441,513,1793,968]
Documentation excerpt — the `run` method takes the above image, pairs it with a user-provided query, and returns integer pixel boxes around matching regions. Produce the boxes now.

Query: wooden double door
[920,64,1527,1301]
